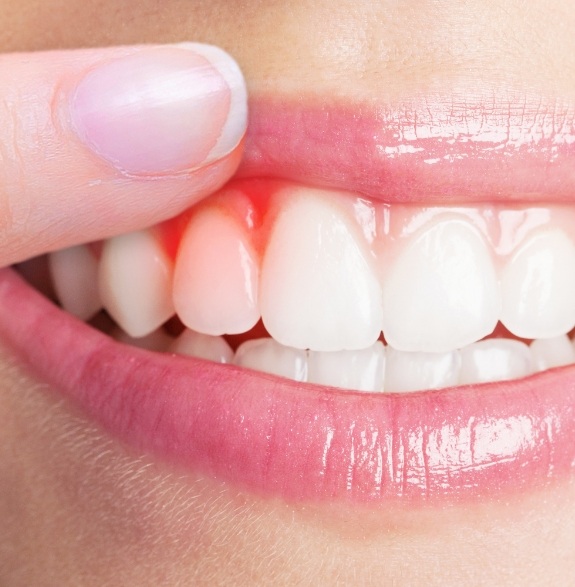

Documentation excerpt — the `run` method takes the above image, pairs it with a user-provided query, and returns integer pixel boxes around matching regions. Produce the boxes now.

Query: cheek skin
[0,0,574,100]
[0,343,575,585]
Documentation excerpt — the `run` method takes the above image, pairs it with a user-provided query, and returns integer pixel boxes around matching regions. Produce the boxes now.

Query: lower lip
[2,268,574,505]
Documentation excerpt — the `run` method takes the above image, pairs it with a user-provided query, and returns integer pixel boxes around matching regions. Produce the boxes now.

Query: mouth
[3,92,575,505]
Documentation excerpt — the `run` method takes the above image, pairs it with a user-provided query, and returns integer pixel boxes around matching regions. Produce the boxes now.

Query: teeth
[169,329,234,363]
[530,335,575,371]
[113,327,174,352]
[459,339,532,385]
[48,245,101,320]
[234,338,308,381]
[260,189,383,351]
[99,230,175,338]
[307,342,386,392]
[500,229,575,339]
[173,207,260,336]
[382,218,500,353]
[384,347,460,393]
[49,185,575,392]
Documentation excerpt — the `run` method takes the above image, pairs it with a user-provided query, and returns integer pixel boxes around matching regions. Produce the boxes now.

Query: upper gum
[157,178,575,263]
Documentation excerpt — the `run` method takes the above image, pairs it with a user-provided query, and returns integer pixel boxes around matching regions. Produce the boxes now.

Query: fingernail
[70,44,247,176]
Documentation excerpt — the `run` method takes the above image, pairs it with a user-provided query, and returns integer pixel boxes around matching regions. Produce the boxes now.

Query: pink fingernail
[70,44,247,175]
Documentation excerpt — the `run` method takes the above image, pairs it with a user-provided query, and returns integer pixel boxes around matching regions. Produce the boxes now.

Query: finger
[0,44,247,266]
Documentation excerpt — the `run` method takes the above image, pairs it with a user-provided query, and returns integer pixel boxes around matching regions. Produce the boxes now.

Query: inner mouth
[19,178,575,394]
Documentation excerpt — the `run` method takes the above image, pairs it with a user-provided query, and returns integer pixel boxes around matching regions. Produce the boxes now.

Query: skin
[1,1,575,584]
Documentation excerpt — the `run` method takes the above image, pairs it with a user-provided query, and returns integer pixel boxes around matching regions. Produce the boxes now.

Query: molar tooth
[530,335,575,371]
[500,229,575,339]
[48,245,101,320]
[99,230,174,338]
[234,338,308,381]
[307,342,386,392]
[169,329,234,363]
[382,218,500,353]
[384,347,460,393]
[459,339,532,385]
[173,208,260,336]
[260,190,383,351]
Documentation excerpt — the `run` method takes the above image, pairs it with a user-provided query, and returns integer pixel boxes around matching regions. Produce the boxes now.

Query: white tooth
[382,218,500,353]
[307,342,386,392]
[530,335,575,371]
[260,190,383,351]
[169,329,234,363]
[48,245,101,320]
[500,229,575,339]
[384,347,460,393]
[234,338,308,382]
[99,230,174,338]
[459,339,532,384]
[173,207,260,336]
[113,327,174,352]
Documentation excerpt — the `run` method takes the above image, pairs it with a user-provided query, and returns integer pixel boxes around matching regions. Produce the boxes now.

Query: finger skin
[0,45,247,266]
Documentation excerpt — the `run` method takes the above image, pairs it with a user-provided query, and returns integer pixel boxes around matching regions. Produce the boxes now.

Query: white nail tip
[459,339,532,385]
[169,329,234,363]
[180,43,248,162]
[260,191,383,351]
[382,218,500,353]
[173,208,260,336]
[307,342,386,392]
[99,230,175,338]
[49,245,101,320]
[501,229,575,339]
[234,338,308,381]
[384,347,460,393]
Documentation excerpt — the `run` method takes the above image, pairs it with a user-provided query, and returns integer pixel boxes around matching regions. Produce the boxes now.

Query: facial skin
[1,1,575,585]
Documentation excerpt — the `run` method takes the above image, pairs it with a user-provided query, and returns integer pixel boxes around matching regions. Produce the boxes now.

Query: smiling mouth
[4,93,575,505]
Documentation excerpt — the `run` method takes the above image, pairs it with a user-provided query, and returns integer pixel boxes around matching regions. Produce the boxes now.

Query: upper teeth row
[49,184,575,354]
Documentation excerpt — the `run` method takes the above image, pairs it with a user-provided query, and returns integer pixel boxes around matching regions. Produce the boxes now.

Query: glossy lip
[5,95,575,505]
[239,94,575,203]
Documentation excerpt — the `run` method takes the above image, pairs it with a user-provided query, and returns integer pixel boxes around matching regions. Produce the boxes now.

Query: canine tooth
[169,329,234,363]
[307,342,385,392]
[382,218,500,353]
[500,229,575,339]
[530,335,575,371]
[113,327,174,352]
[173,208,259,336]
[48,245,101,320]
[99,230,174,338]
[384,347,460,392]
[260,190,383,351]
[234,338,308,381]
[459,339,532,384]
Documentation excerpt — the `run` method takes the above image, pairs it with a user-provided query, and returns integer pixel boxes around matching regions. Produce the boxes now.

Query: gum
[157,178,575,276]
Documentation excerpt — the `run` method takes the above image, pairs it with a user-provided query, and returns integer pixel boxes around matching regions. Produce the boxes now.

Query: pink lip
[5,95,575,506]
[239,95,575,202]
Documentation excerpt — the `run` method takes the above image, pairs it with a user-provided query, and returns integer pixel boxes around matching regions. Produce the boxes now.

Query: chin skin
[0,344,574,586]
[1,0,575,585]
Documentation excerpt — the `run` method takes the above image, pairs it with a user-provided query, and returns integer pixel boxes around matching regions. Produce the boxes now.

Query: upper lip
[238,93,575,203]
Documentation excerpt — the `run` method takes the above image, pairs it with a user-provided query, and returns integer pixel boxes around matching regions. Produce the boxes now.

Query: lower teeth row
[117,326,574,393]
